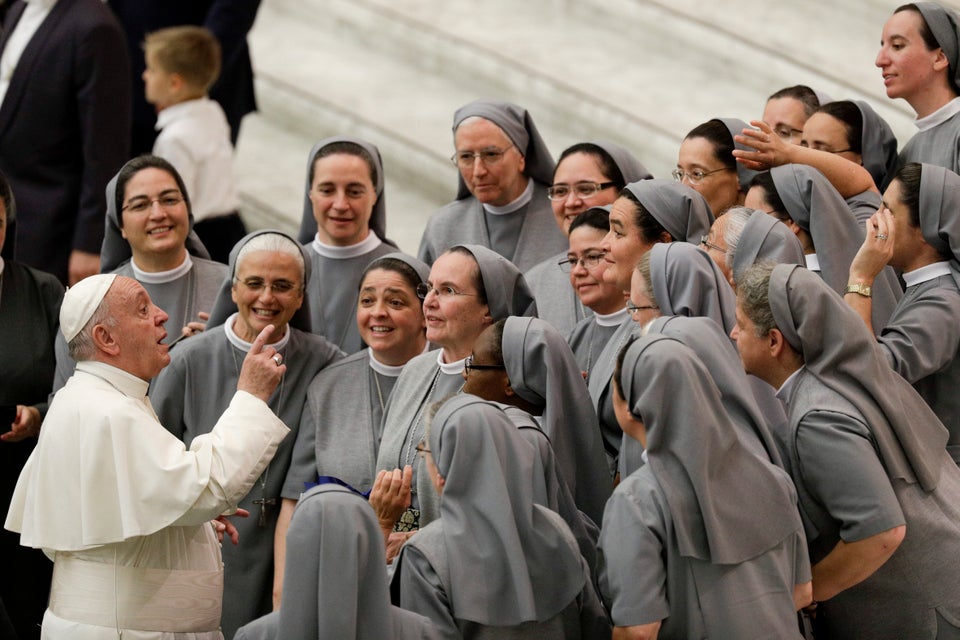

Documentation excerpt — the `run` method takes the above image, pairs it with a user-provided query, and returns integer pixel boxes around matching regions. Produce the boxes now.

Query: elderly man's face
[731,301,774,384]
[453,117,527,207]
[120,167,190,266]
[109,277,171,380]
[231,250,304,344]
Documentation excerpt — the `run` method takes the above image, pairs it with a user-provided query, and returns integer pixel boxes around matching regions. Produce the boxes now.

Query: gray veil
[648,242,737,334]
[622,179,715,243]
[730,210,805,285]
[454,244,536,318]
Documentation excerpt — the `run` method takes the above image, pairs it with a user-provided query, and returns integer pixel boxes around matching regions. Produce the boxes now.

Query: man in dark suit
[0,0,131,286]
[108,0,261,154]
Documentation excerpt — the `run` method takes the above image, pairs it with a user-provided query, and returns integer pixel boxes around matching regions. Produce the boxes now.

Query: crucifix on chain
[252,497,276,527]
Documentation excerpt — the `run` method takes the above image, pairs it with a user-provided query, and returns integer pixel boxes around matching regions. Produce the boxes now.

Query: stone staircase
[235,0,923,255]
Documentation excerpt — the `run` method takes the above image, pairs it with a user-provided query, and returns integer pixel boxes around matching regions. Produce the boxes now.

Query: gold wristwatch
[844,283,872,298]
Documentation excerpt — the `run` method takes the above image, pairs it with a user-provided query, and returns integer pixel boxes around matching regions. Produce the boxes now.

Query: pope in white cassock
[4,273,291,639]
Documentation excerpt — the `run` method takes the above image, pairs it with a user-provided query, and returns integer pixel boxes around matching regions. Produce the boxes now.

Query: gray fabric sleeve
[396,544,461,640]
[792,527,812,584]
[597,478,670,627]
[878,285,960,383]
[795,411,905,542]
[577,557,614,638]
[150,355,189,442]
[281,397,319,499]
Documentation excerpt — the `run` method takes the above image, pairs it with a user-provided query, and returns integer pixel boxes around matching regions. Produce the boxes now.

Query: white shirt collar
[368,349,406,377]
[775,366,805,407]
[438,350,467,375]
[903,261,953,287]
[155,97,209,131]
[915,96,960,132]
[131,253,193,283]
[77,360,149,399]
[224,312,292,352]
[594,307,628,327]
[311,232,382,259]
[482,178,533,215]
[804,253,821,272]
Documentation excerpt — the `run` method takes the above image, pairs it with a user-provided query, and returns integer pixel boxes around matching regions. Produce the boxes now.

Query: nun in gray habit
[525,141,652,334]
[150,230,344,640]
[52,156,228,392]
[235,485,439,640]
[587,179,714,474]
[729,209,805,286]
[599,335,809,639]
[770,163,902,332]
[376,244,535,529]
[296,136,398,352]
[393,396,610,640]
[286,253,431,497]
[761,264,960,639]
[898,3,960,173]
[502,316,611,525]
[417,99,567,272]
[618,242,741,476]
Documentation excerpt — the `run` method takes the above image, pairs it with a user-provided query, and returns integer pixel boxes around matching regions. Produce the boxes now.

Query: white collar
[368,349,406,377]
[594,307,628,327]
[437,350,467,375]
[482,178,533,215]
[24,0,57,9]
[915,96,960,132]
[804,253,821,272]
[903,261,953,287]
[77,360,149,399]
[131,253,193,284]
[155,97,210,130]
[224,312,292,352]
[775,366,804,407]
[311,232,382,259]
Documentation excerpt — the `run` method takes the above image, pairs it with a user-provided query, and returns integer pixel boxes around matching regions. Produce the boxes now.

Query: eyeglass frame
[233,276,304,296]
[626,299,659,315]
[773,126,804,142]
[464,354,506,374]
[450,144,516,169]
[121,192,185,213]
[416,282,478,300]
[546,181,617,201]
[415,441,431,456]
[700,235,726,254]
[558,250,607,272]
[671,167,728,185]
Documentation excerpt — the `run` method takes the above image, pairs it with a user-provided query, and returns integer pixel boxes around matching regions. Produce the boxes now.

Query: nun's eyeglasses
[626,300,658,316]
[464,354,506,374]
[773,126,804,142]
[415,441,431,457]
[451,145,515,169]
[558,252,606,272]
[700,235,726,253]
[671,168,726,185]
[546,181,617,201]
[416,283,478,300]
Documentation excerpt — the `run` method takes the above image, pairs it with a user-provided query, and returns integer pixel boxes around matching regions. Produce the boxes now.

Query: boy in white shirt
[143,26,246,263]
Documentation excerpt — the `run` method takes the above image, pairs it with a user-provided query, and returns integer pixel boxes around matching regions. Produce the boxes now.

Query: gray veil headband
[297,136,391,246]
[453,244,535,319]
[206,229,314,332]
[622,179,715,244]
[452,99,555,200]
[916,2,960,89]
[715,117,760,192]
[588,140,653,184]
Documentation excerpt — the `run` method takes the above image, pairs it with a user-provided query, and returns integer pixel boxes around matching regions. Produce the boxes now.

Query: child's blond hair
[143,26,221,93]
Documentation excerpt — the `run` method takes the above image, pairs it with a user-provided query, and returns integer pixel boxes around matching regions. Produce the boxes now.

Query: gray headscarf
[100,158,211,273]
[916,2,960,90]
[619,334,800,563]
[276,484,395,638]
[769,264,949,491]
[452,99,555,200]
[714,117,760,192]
[453,244,536,318]
[648,242,737,334]
[770,164,902,328]
[917,163,960,287]
[364,251,431,289]
[587,140,653,184]
[854,100,899,192]
[731,210,805,284]
[647,315,783,465]
[502,316,611,524]
[623,179,715,243]
[206,229,313,332]
[429,395,584,625]
[297,136,390,245]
